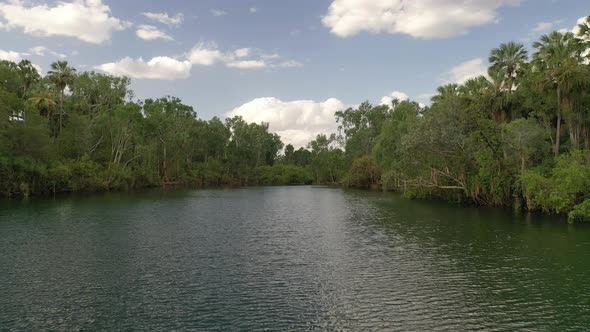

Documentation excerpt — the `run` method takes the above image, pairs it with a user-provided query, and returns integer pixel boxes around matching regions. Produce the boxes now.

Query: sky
[0,0,588,147]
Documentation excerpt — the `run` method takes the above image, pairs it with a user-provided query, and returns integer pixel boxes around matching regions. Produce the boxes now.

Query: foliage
[568,199,590,223]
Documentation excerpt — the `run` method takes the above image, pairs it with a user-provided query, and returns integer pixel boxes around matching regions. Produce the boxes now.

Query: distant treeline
[2,17,590,222]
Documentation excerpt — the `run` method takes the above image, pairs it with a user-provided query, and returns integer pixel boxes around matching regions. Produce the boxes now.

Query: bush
[568,200,590,223]
[345,155,381,188]
[521,150,590,214]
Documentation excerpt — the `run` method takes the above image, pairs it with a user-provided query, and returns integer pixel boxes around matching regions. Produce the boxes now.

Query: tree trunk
[163,144,168,181]
[554,88,561,156]
[59,90,64,134]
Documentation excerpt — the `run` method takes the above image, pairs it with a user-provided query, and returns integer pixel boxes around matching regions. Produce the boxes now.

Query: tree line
[336,18,590,223]
[0,59,320,196]
[1,18,590,221]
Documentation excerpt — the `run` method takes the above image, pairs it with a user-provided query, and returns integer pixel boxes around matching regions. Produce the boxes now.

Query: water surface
[1,187,589,331]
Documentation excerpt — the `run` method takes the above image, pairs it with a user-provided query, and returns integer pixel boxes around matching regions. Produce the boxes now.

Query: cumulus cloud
[531,20,562,33]
[234,48,251,58]
[97,42,302,79]
[277,60,304,68]
[380,91,409,106]
[187,43,225,65]
[141,12,184,27]
[249,7,258,13]
[95,56,192,80]
[226,60,266,69]
[226,97,346,148]
[322,0,522,39]
[443,58,488,84]
[0,49,23,63]
[187,42,301,69]
[29,46,66,58]
[0,0,129,44]
[136,25,173,41]
[211,9,227,17]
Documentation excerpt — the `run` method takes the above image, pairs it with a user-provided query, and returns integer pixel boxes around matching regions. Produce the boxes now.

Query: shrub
[568,200,590,223]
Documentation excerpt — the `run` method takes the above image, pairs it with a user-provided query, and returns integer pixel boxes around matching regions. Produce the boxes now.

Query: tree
[17,60,41,99]
[47,61,76,134]
[503,118,549,171]
[533,31,586,154]
[489,42,528,94]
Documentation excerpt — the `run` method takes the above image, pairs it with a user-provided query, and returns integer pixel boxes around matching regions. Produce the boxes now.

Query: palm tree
[489,42,528,93]
[485,68,511,123]
[29,91,57,118]
[533,31,586,154]
[577,16,590,41]
[431,83,459,104]
[458,76,490,117]
[47,61,76,134]
[29,88,58,137]
[488,42,528,122]
[17,60,41,98]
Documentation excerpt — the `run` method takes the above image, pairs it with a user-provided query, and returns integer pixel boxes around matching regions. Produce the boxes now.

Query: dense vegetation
[0,59,322,196]
[336,19,590,223]
[1,18,590,221]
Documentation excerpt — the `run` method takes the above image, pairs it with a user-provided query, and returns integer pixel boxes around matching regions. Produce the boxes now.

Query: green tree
[47,61,76,134]
[533,31,587,154]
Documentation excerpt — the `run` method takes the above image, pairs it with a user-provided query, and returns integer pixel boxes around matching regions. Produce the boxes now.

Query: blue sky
[0,0,587,146]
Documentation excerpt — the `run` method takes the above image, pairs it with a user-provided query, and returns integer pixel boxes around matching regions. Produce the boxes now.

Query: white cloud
[136,25,173,41]
[531,20,562,33]
[187,42,300,70]
[96,56,192,80]
[322,0,522,39]
[0,0,129,44]
[141,12,184,27]
[249,7,258,13]
[226,60,267,69]
[0,49,23,63]
[277,60,304,68]
[29,46,66,58]
[234,48,251,58]
[187,43,225,65]
[380,90,409,106]
[261,53,281,60]
[211,9,227,17]
[97,42,302,79]
[416,93,435,105]
[226,97,346,148]
[443,58,488,84]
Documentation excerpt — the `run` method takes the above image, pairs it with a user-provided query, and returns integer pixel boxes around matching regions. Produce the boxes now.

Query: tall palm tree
[489,42,528,93]
[488,42,528,122]
[17,60,41,99]
[533,31,586,154]
[47,61,76,134]
[577,16,590,63]
[577,16,590,41]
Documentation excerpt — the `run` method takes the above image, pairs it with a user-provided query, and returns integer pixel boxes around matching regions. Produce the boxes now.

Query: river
[1,186,589,331]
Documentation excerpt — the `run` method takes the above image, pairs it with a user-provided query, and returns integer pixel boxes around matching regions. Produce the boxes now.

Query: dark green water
[1,186,590,331]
